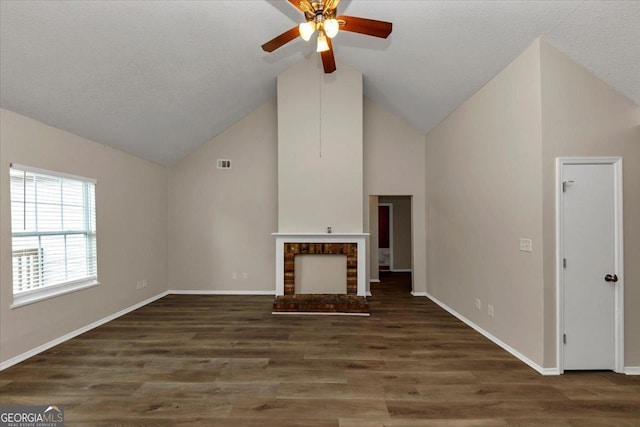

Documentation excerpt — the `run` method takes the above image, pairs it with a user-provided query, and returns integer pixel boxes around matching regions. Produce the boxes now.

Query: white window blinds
[10,164,97,296]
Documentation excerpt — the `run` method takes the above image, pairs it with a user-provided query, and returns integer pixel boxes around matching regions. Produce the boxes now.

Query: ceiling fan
[261,0,393,74]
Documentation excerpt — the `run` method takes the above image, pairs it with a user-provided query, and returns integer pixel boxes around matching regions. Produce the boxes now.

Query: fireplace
[284,243,357,295]
[273,233,368,297]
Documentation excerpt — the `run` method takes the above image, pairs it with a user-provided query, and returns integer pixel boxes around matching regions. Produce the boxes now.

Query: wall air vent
[217,159,232,169]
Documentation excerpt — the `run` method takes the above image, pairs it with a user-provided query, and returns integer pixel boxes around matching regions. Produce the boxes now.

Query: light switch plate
[519,238,532,252]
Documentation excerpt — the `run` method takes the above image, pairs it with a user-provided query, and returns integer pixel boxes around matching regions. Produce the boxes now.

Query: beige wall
[425,39,640,370]
[539,41,640,367]
[379,196,412,270]
[167,91,428,295]
[277,56,363,233]
[363,97,426,294]
[425,41,545,365]
[0,108,168,364]
[167,100,277,292]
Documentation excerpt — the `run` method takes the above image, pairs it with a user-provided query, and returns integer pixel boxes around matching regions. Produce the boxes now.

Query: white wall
[167,100,277,292]
[0,108,168,364]
[539,41,640,367]
[425,41,545,365]
[364,97,426,295]
[277,56,363,233]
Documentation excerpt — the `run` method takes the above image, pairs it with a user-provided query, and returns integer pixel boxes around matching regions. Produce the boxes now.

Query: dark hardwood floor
[1,272,639,426]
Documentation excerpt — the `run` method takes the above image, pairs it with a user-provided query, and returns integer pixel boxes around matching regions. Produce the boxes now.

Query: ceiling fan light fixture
[261,0,393,74]
[316,31,330,52]
[324,18,339,38]
[299,21,316,41]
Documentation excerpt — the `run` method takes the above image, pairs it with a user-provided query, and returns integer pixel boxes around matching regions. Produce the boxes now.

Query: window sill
[11,280,100,309]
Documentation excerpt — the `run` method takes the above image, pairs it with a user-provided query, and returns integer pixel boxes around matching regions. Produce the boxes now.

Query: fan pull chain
[319,71,323,158]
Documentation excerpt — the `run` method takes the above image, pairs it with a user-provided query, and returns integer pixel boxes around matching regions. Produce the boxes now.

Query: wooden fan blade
[261,26,300,52]
[321,38,336,74]
[337,15,392,38]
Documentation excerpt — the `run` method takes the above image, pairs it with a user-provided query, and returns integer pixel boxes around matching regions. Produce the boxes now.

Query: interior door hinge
[563,258,567,268]
[563,334,566,344]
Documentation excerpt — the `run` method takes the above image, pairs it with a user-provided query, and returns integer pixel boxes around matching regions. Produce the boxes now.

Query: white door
[562,163,618,370]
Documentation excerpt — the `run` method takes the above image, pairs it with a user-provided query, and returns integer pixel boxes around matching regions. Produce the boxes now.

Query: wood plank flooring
[1,272,639,426]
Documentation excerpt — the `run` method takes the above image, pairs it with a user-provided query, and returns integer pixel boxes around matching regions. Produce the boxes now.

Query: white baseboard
[369,279,380,283]
[366,291,373,297]
[390,269,412,273]
[0,291,170,371]
[425,292,557,376]
[169,290,275,295]
[411,291,427,297]
[624,366,640,375]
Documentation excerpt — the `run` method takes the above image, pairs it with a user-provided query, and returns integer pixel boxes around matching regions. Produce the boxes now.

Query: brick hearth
[273,294,369,314]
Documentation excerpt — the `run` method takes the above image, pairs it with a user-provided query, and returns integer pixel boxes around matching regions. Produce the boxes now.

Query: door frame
[555,157,624,374]
[378,202,393,270]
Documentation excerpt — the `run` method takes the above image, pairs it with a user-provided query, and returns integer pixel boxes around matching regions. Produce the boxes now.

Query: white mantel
[273,233,369,297]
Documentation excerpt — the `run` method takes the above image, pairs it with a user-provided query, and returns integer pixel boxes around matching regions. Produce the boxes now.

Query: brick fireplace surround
[283,242,357,295]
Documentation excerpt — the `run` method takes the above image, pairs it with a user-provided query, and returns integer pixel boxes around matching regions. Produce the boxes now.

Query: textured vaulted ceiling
[1,1,638,165]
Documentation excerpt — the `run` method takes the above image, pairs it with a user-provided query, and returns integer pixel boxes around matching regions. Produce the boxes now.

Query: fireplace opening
[295,254,347,294]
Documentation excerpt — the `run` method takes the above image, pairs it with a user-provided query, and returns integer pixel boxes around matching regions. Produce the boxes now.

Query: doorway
[378,203,392,271]
[556,157,624,373]
[377,196,412,273]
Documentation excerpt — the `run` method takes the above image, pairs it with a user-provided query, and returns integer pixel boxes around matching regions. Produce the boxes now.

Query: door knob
[604,274,618,283]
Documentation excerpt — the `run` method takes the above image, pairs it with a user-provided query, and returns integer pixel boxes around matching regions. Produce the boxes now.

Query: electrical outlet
[519,238,532,252]
[142,279,147,288]
[488,305,494,317]
[136,281,142,289]
[243,272,248,279]
[475,298,481,310]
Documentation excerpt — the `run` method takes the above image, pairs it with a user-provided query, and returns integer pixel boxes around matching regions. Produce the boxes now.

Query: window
[10,164,97,306]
